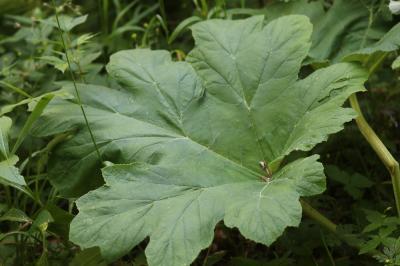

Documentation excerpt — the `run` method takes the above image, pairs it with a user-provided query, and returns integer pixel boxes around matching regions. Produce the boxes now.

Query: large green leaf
[71,156,321,265]
[308,0,382,62]
[33,15,367,265]
[344,23,400,62]
[265,0,390,63]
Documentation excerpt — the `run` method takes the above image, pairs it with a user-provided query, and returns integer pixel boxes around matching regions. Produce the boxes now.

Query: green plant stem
[51,0,102,162]
[349,94,400,216]
[320,230,336,266]
[200,0,208,17]
[301,200,337,233]
[141,17,157,47]
[0,81,32,98]
[159,0,167,22]
[102,0,109,35]
[359,6,373,50]
[368,53,387,75]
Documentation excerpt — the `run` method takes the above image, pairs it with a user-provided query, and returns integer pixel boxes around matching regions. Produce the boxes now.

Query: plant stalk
[349,94,400,216]
[301,200,337,233]
[51,0,102,163]
[200,0,208,17]
[0,81,32,98]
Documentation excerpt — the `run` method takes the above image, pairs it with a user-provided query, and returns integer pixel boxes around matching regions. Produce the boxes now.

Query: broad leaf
[309,0,386,62]
[344,23,400,68]
[347,23,400,56]
[265,0,390,63]
[33,15,368,265]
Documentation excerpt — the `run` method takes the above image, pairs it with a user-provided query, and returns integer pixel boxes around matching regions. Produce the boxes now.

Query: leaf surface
[33,15,368,265]
[0,155,26,187]
[0,116,11,160]
[344,23,400,64]
[264,0,390,63]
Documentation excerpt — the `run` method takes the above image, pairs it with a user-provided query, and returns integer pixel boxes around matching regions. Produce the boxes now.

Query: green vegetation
[1,0,400,265]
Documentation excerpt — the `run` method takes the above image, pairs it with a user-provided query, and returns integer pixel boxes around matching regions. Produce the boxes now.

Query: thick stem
[301,200,337,233]
[349,94,400,216]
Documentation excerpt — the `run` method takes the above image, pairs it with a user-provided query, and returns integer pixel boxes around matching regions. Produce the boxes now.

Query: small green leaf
[0,155,26,187]
[12,94,54,154]
[359,236,381,254]
[44,15,88,32]
[72,33,97,47]
[0,116,12,160]
[392,55,400,69]
[46,204,73,239]
[0,208,31,223]
[0,91,71,116]
[379,225,397,238]
[168,16,202,44]
[30,210,54,234]
[326,165,373,199]
[39,56,68,73]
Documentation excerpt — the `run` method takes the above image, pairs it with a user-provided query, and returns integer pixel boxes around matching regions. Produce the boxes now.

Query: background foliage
[0,0,400,265]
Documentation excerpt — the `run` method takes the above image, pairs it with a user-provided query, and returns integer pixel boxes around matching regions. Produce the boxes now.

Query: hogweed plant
[34,14,372,265]
[2,0,400,265]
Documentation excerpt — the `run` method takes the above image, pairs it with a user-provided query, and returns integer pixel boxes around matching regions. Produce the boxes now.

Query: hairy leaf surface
[33,15,367,265]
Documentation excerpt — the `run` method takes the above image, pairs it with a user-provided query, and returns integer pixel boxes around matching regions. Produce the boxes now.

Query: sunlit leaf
[33,15,367,265]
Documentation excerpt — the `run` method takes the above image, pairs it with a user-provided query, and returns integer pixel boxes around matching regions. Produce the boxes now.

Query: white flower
[389,0,400,15]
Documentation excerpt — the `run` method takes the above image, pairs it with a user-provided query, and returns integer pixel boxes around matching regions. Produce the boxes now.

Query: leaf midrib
[63,101,262,179]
